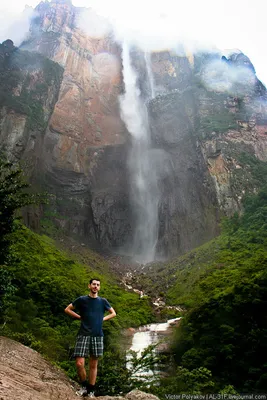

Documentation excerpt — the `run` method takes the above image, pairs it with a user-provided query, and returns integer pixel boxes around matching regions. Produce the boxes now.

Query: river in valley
[127,318,181,379]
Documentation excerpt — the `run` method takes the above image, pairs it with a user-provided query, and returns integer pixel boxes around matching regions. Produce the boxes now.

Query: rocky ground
[0,336,160,400]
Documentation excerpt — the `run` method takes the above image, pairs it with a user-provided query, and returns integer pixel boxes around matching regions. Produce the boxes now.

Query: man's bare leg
[76,357,86,382]
[89,356,98,386]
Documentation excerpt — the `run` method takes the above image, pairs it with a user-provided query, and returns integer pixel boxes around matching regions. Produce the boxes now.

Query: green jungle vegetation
[145,187,267,396]
[0,158,155,395]
[200,110,238,137]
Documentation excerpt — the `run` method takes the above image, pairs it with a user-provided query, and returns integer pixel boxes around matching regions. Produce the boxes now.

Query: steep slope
[131,188,267,393]
[19,0,131,250]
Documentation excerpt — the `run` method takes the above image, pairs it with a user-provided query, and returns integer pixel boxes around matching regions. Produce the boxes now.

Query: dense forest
[150,187,267,395]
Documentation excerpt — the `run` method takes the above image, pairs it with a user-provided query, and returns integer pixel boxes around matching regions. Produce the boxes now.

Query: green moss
[200,111,238,137]
[230,153,267,198]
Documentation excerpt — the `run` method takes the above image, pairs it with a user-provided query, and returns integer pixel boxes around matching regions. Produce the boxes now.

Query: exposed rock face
[0,39,63,170]
[149,90,219,257]
[23,0,125,147]
[0,336,160,400]
[18,0,132,249]
[125,391,160,400]
[146,51,267,255]
[1,0,267,259]
[196,52,267,214]
[0,336,79,399]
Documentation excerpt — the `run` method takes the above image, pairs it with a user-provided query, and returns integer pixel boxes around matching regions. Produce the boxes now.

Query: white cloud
[1,0,267,85]
[76,7,111,38]
[201,58,256,96]
[0,6,35,46]
[73,0,267,85]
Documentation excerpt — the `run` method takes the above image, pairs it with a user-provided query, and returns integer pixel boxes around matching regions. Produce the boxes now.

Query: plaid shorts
[73,335,104,358]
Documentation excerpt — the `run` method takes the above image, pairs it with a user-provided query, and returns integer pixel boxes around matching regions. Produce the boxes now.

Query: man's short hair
[90,278,101,284]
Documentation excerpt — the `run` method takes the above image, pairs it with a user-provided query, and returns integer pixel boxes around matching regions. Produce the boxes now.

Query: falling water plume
[120,42,160,263]
[144,52,155,98]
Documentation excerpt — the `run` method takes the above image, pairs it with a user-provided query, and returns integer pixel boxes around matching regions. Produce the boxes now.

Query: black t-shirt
[72,296,111,336]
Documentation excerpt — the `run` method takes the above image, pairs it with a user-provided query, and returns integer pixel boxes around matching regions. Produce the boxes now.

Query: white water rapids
[127,318,181,378]
[130,318,181,355]
[120,42,161,263]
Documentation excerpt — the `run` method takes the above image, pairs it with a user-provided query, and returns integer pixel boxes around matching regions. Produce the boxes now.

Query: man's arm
[64,303,81,320]
[103,307,116,321]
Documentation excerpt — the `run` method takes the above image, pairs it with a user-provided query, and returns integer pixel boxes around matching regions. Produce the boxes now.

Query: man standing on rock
[65,278,116,397]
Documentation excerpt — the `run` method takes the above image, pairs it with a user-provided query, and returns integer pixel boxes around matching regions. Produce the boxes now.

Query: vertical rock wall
[1,1,267,259]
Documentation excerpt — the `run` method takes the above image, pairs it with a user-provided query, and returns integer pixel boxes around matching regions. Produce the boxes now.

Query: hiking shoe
[76,386,88,397]
[87,392,95,398]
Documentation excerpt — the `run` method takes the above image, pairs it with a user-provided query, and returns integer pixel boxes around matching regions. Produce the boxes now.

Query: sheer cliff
[1,0,267,260]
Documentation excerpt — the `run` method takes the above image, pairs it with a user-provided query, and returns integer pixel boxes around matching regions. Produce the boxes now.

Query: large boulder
[0,336,78,399]
[0,336,160,400]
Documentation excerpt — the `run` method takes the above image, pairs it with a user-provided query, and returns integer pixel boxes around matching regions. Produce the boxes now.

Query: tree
[0,158,34,265]
[0,158,36,323]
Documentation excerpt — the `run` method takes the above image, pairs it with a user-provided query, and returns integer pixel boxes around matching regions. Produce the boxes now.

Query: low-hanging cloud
[75,0,218,53]
[201,57,257,96]
[75,7,112,38]
[0,6,35,46]
[0,0,266,84]
[72,0,267,85]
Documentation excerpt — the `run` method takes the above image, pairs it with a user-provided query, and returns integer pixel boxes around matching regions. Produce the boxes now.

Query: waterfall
[120,42,160,263]
[144,52,155,99]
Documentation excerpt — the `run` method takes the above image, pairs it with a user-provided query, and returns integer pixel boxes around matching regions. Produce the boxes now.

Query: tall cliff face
[149,90,219,257]
[195,53,267,214]
[0,39,63,171]
[1,0,267,260]
[19,0,131,249]
[129,49,267,257]
[23,0,125,147]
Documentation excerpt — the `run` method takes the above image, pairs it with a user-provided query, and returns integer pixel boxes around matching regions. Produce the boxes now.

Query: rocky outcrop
[0,336,159,400]
[196,52,267,214]
[0,336,79,399]
[0,39,63,171]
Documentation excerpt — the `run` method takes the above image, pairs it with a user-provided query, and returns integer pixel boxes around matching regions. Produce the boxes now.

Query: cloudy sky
[1,0,266,85]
